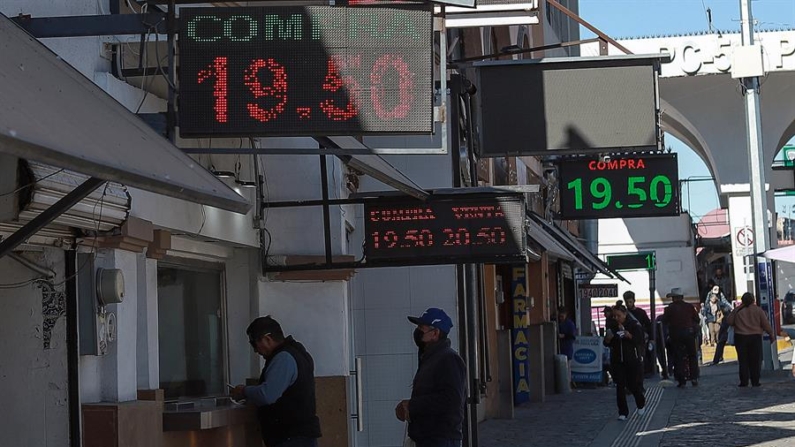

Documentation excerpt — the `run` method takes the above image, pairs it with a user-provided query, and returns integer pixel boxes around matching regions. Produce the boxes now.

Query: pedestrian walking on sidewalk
[725,293,776,387]
[397,307,466,447]
[702,290,724,346]
[624,292,654,378]
[710,289,734,365]
[663,289,700,387]
[603,304,646,420]
[558,307,576,386]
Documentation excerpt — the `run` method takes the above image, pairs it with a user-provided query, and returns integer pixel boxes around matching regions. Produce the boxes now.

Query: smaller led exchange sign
[179,6,433,137]
[364,195,526,265]
[558,154,679,219]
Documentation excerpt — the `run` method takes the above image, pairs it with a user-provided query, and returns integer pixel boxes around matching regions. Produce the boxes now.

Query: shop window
[157,265,225,399]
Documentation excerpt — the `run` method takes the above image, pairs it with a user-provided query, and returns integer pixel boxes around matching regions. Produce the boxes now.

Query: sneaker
[691,380,699,387]
[637,407,646,416]
[677,382,687,388]
[618,415,627,421]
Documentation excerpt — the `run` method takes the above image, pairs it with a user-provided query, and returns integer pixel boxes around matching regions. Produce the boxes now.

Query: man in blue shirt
[232,316,321,447]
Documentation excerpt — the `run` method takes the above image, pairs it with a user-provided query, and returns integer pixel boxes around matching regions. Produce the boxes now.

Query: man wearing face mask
[395,308,466,447]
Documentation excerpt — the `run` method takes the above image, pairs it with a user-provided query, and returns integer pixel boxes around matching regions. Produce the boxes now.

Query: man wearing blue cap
[395,307,466,447]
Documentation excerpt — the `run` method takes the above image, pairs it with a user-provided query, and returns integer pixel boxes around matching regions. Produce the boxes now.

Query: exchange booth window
[157,266,225,399]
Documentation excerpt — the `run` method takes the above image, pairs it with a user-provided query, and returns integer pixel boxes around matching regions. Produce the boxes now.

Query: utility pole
[739,0,778,370]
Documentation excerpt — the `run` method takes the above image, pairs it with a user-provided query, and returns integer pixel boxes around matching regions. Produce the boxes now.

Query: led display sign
[364,195,526,264]
[605,252,656,271]
[558,154,679,219]
[178,6,433,137]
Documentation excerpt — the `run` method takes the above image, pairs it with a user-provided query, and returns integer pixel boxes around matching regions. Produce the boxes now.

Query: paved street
[478,348,795,447]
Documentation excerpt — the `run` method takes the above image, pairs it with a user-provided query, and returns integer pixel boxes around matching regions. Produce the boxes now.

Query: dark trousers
[671,329,699,383]
[735,333,763,386]
[611,362,646,416]
[274,437,318,447]
[713,323,729,364]
[416,440,462,447]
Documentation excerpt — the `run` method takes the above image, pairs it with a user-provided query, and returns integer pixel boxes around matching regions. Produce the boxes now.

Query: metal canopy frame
[12,3,449,155]
[527,212,628,282]
[0,178,104,259]
[262,187,530,273]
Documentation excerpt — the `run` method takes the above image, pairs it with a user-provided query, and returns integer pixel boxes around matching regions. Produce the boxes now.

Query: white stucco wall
[0,249,69,447]
[257,281,350,378]
[595,214,699,303]
[349,148,457,447]
[79,249,140,403]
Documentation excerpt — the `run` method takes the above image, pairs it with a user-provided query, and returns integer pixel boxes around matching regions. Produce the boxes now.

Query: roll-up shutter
[0,160,130,241]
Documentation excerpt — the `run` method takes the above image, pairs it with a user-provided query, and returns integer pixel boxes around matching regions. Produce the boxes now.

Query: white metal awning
[321,136,429,200]
[526,218,576,262]
[527,213,625,281]
[0,14,250,214]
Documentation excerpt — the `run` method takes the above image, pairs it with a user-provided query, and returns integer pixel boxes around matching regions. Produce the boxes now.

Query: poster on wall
[571,336,603,383]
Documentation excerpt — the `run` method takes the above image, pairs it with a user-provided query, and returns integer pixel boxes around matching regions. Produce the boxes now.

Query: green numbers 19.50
[566,175,673,211]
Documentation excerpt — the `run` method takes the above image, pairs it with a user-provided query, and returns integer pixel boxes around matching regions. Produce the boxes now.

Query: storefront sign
[179,5,433,137]
[558,154,680,219]
[757,260,776,341]
[578,283,618,299]
[605,252,656,271]
[571,336,603,383]
[364,194,526,265]
[511,266,531,404]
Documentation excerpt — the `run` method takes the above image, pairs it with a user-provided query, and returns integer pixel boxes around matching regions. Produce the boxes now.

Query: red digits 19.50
[196,55,414,123]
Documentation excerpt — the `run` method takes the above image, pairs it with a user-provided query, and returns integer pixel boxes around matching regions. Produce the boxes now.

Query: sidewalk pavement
[478,349,795,447]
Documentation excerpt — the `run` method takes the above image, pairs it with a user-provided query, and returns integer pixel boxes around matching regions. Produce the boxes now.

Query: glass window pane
[157,267,224,399]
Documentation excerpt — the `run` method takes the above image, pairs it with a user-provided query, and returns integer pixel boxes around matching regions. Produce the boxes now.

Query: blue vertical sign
[757,261,776,340]
[511,266,530,404]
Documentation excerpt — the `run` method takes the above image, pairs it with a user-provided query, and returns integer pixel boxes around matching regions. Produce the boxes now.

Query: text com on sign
[179,6,433,137]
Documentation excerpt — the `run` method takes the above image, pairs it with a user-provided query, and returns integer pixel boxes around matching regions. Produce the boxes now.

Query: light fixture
[235,179,257,188]
[210,169,235,178]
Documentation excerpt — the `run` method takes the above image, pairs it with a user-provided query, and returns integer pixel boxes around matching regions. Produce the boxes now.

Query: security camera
[600,155,611,163]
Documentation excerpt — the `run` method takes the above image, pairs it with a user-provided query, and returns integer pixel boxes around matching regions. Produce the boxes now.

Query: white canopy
[763,245,795,263]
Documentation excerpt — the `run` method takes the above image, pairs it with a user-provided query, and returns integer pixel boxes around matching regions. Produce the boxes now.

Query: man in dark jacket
[603,304,646,420]
[662,290,700,387]
[232,316,321,447]
[624,291,653,377]
[396,307,466,447]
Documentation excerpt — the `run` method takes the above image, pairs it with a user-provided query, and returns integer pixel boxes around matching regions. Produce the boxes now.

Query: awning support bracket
[0,177,105,259]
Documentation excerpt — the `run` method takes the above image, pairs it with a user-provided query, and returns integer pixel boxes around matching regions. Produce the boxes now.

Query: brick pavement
[657,362,795,447]
[477,354,795,447]
[478,385,617,447]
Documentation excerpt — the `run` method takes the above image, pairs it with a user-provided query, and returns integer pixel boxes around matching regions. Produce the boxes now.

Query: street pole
[739,0,777,369]
[648,268,658,375]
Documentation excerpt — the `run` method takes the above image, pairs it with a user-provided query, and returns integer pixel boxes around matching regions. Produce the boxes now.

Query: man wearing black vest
[396,307,466,447]
[232,316,321,447]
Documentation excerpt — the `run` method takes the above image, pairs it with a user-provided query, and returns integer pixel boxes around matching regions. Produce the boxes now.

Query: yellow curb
[700,338,791,363]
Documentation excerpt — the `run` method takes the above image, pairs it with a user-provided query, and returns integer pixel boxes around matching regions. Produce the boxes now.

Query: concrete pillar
[95,249,139,402]
[527,324,545,402]
[136,256,159,390]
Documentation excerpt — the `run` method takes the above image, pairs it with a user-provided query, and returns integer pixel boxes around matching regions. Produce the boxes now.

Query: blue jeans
[416,440,461,447]
[274,437,318,447]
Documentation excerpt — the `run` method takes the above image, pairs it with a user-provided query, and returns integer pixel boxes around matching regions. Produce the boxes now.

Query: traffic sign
[734,226,754,255]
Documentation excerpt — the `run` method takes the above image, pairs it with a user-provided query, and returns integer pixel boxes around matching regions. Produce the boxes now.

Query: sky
[577,0,795,222]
